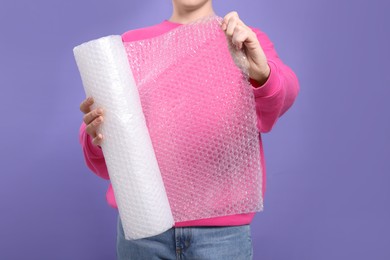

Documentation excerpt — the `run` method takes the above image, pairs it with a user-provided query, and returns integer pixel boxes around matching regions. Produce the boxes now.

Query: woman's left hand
[221,11,270,86]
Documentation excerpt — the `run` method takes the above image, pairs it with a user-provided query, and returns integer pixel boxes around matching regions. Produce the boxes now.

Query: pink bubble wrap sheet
[124,15,264,222]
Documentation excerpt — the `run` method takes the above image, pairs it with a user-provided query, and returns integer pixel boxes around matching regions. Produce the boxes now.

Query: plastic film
[73,36,175,240]
[124,15,264,222]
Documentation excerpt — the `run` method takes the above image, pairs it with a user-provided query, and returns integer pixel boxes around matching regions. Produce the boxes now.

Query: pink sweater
[79,19,299,227]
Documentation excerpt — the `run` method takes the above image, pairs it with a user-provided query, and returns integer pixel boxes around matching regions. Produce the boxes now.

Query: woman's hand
[221,11,270,86]
[80,97,104,147]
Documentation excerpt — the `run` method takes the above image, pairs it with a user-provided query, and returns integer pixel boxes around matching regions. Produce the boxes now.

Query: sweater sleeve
[248,27,300,133]
[79,121,110,180]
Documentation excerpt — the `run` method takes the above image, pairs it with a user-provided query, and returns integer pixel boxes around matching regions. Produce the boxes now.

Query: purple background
[1,0,389,259]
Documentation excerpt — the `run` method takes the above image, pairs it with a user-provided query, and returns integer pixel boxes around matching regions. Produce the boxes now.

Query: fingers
[80,96,104,146]
[221,11,250,50]
[232,26,249,50]
[92,133,104,146]
[83,107,104,125]
[85,115,103,137]
[221,11,244,35]
[221,11,239,30]
[225,14,238,36]
[80,96,94,114]
[86,116,104,147]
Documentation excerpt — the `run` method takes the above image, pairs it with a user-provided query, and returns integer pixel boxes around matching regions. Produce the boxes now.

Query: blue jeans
[116,215,253,260]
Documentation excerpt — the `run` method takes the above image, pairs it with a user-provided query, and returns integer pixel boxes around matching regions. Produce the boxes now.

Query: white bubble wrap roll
[73,35,174,240]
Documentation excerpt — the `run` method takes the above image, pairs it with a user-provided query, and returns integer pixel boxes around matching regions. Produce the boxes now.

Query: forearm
[249,28,300,132]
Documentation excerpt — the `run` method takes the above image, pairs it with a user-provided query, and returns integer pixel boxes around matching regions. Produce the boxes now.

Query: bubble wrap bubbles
[124,15,264,222]
[73,36,175,240]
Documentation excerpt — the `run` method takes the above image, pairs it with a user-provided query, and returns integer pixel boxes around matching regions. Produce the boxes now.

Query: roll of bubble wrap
[124,15,264,222]
[73,35,175,240]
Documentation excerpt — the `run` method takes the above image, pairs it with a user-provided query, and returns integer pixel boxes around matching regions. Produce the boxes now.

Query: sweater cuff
[250,60,281,98]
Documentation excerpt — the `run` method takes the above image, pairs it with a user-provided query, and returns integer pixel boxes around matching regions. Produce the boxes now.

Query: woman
[79,0,299,259]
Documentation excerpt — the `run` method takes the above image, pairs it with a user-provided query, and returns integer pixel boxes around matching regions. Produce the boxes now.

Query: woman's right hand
[80,97,104,147]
